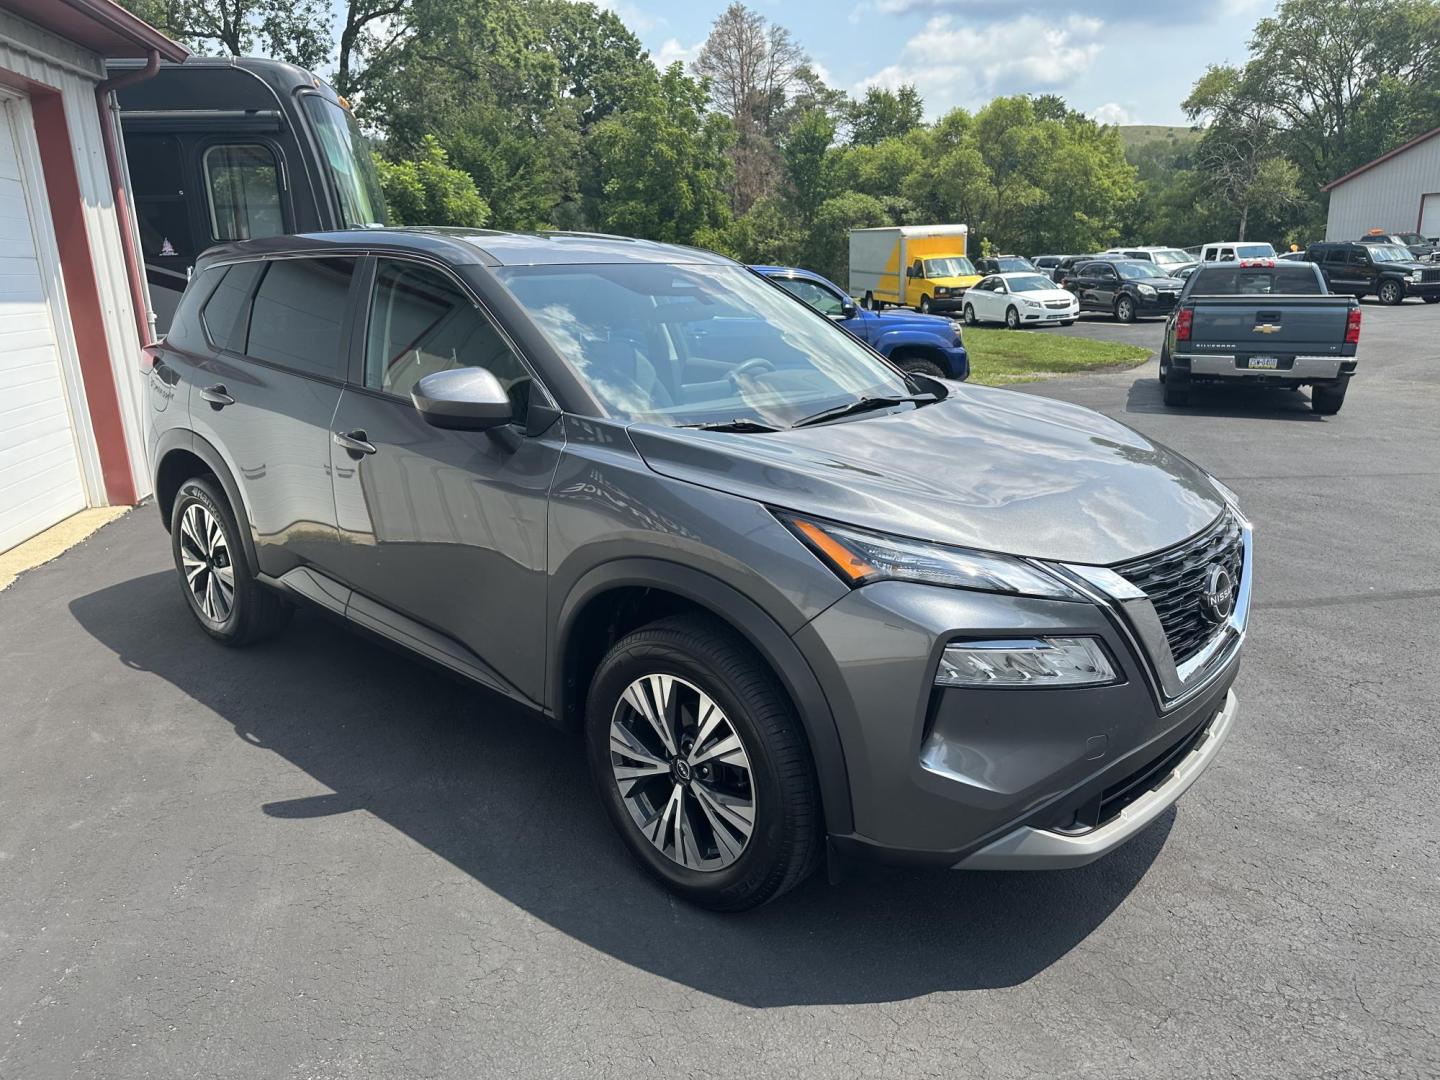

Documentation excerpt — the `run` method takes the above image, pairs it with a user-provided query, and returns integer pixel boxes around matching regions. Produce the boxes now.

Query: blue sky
[607,0,1278,125]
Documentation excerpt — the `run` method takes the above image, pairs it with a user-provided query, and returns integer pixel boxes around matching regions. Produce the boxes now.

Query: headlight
[1205,473,1248,523]
[777,513,1083,600]
[935,287,951,296]
[1410,270,1423,281]
[1137,284,1157,297]
[936,638,1118,688]
[1024,298,1043,308]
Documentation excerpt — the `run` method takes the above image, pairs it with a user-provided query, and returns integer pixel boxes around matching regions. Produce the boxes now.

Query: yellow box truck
[848,225,981,314]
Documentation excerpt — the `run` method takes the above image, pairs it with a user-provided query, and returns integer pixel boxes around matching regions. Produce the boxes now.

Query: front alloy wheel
[609,674,755,870]
[1116,296,1136,322]
[1378,280,1404,305]
[1005,306,1020,329]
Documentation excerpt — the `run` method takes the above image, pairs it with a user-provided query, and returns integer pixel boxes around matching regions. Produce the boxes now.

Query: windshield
[996,257,1033,272]
[1116,261,1166,280]
[496,263,913,428]
[1008,274,1056,292]
[924,257,975,278]
[1235,243,1276,259]
[301,95,388,228]
[1397,233,1425,246]
[1369,245,1413,262]
[1151,249,1192,267]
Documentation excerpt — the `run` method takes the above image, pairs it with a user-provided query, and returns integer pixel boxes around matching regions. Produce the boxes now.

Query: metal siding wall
[1325,135,1440,240]
[0,11,151,502]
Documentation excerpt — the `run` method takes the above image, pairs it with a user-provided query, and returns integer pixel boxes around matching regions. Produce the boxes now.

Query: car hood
[629,384,1225,566]
[1142,276,1186,289]
[1388,259,1434,271]
[1012,288,1077,304]
[872,309,956,332]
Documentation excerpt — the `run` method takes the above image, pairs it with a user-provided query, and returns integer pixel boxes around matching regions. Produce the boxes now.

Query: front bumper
[795,514,1251,868]
[925,296,965,312]
[1135,292,1181,314]
[1018,302,1078,323]
[939,344,969,380]
[956,689,1237,868]
[1400,280,1440,298]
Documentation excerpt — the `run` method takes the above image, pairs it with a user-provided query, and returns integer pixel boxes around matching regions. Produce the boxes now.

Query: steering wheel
[728,357,776,385]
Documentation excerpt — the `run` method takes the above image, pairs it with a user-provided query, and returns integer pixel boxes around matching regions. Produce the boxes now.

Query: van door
[187,256,356,575]
[327,256,560,707]
[906,258,925,308]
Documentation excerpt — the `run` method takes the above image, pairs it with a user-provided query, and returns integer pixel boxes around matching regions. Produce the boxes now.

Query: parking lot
[1,301,1436,1079]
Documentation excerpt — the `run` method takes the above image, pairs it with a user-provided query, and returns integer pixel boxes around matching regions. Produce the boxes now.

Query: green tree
[590,65,734,245]
[846,85,924,146]
[540,0,657,130]
[780,109,836,222]
[117,0,329,68]
[377,135,490,226]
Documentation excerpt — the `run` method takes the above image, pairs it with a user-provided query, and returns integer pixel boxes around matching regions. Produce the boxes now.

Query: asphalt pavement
[2,300,1436,1079]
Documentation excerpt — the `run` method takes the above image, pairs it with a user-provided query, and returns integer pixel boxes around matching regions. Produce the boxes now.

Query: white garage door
[0,96,87,554]
[1420,193,1440,239]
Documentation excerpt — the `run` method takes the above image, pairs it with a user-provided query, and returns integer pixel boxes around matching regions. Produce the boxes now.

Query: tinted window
[246,258,357,378]
[366,259,530,405]
[205,144,284,242]
[200,262,264,351]
[1189,266,1323,295]
[126,133,198,263]
[1347,247,1370,265]
[1322,247,1347,265]
[775,277,846,316]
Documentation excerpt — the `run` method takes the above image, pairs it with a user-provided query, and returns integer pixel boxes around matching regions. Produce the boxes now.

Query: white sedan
[962,272,1079,329]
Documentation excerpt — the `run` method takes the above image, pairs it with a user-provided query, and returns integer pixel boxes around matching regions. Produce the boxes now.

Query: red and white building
[0,0,186,554]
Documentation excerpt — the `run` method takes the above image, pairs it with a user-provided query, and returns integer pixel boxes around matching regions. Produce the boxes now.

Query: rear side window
[1189,266,1324,295]
[246,258,357,379]
[200,262,264,351]
[205,144,284,242]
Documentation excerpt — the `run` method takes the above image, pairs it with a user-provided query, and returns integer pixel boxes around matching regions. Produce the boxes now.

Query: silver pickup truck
[1159,259,1360,414]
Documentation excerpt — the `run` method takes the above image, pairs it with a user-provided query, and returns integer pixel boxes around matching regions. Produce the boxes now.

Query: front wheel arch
[554,558,854,836]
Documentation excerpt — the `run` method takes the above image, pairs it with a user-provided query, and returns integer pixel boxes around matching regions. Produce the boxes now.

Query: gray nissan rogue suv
[146,229,1251,911]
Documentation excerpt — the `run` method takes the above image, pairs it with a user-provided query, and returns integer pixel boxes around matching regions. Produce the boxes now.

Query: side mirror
[906,266,917,278]
[839,300,858,319]
[412,368,513,431]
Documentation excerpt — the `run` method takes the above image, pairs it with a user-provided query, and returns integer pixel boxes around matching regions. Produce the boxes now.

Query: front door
[328,256,561,706]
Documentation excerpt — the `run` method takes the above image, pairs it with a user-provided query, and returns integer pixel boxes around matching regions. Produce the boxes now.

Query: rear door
[327,256,560,706]
[186,255,356,575]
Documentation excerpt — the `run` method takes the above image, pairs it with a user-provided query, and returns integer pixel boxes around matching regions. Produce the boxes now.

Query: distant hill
[1117,125,1200,149]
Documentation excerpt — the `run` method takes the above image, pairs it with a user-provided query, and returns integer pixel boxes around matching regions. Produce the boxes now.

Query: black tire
[1005,305,1020,329]
[1158,344,1170,383]
[863,291,876,310]
[585,613,822,911]
[918,294,933,314]
[1116,295,1136,323]
[1311,376,1349,415]
[900,357,945,378]
[1162,373,1190,406]
[1378,279,1404,306]
[1060,319,1075,326]
[1423,294,1440,304]
[963,303,978,326]
[170,476,291,645]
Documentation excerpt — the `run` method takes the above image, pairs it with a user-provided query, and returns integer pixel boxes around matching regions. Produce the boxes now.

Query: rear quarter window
[199,262,264,351]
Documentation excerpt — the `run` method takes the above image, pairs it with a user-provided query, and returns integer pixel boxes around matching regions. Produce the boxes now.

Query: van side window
[246,258,357,379]
[205,144,284,242]
[365,259,530,407]
[126,133,198,262]
[199,262,264,351]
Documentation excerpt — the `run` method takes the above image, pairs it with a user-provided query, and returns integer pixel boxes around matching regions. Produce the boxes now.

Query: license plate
[1248,356,1279,369]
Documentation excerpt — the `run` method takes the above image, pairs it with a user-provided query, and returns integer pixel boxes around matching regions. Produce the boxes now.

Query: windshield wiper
[682,419,782,433]
[791,394,936,429]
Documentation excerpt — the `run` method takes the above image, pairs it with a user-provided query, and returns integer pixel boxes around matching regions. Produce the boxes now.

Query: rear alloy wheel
[170,476,291,645]
[1378,279,1404,305]
[1005,306,1020,329]
[586,614,822,911]
[1116,295,1137,323]
[919,295,933,314]
[963,303,978,326]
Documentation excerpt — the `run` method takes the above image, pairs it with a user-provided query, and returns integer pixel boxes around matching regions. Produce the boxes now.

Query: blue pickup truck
[752,266,969,380]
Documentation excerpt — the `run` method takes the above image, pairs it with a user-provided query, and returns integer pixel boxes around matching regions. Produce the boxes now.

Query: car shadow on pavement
[70,572,1171,1008]
[1124,375,1327,420]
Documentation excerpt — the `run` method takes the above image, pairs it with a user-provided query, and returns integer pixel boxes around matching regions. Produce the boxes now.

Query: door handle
[333,429,377,457]
[200,384,235,408]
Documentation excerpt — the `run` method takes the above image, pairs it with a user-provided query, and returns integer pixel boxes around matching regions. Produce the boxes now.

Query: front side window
[205,144,284,242]
[1348,247,1371,265]
[366,259,531,407]
[496,262,912,428]
[775,277,847,317]
[246,257,357,379]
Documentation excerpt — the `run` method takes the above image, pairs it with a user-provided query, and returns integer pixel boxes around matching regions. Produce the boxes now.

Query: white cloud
[1090,101,1132,125]
[856,15,1104,111]
[652,37,701,70]
[593,0,662,34]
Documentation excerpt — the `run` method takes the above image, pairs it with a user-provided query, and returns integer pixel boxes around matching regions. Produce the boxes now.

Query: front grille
[1045,299,1072,309]
[1420,268,1440,283]
[1114,511,1245,666]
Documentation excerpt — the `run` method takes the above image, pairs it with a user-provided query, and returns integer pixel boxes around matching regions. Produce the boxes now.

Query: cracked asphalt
[2,301,1436,1079]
